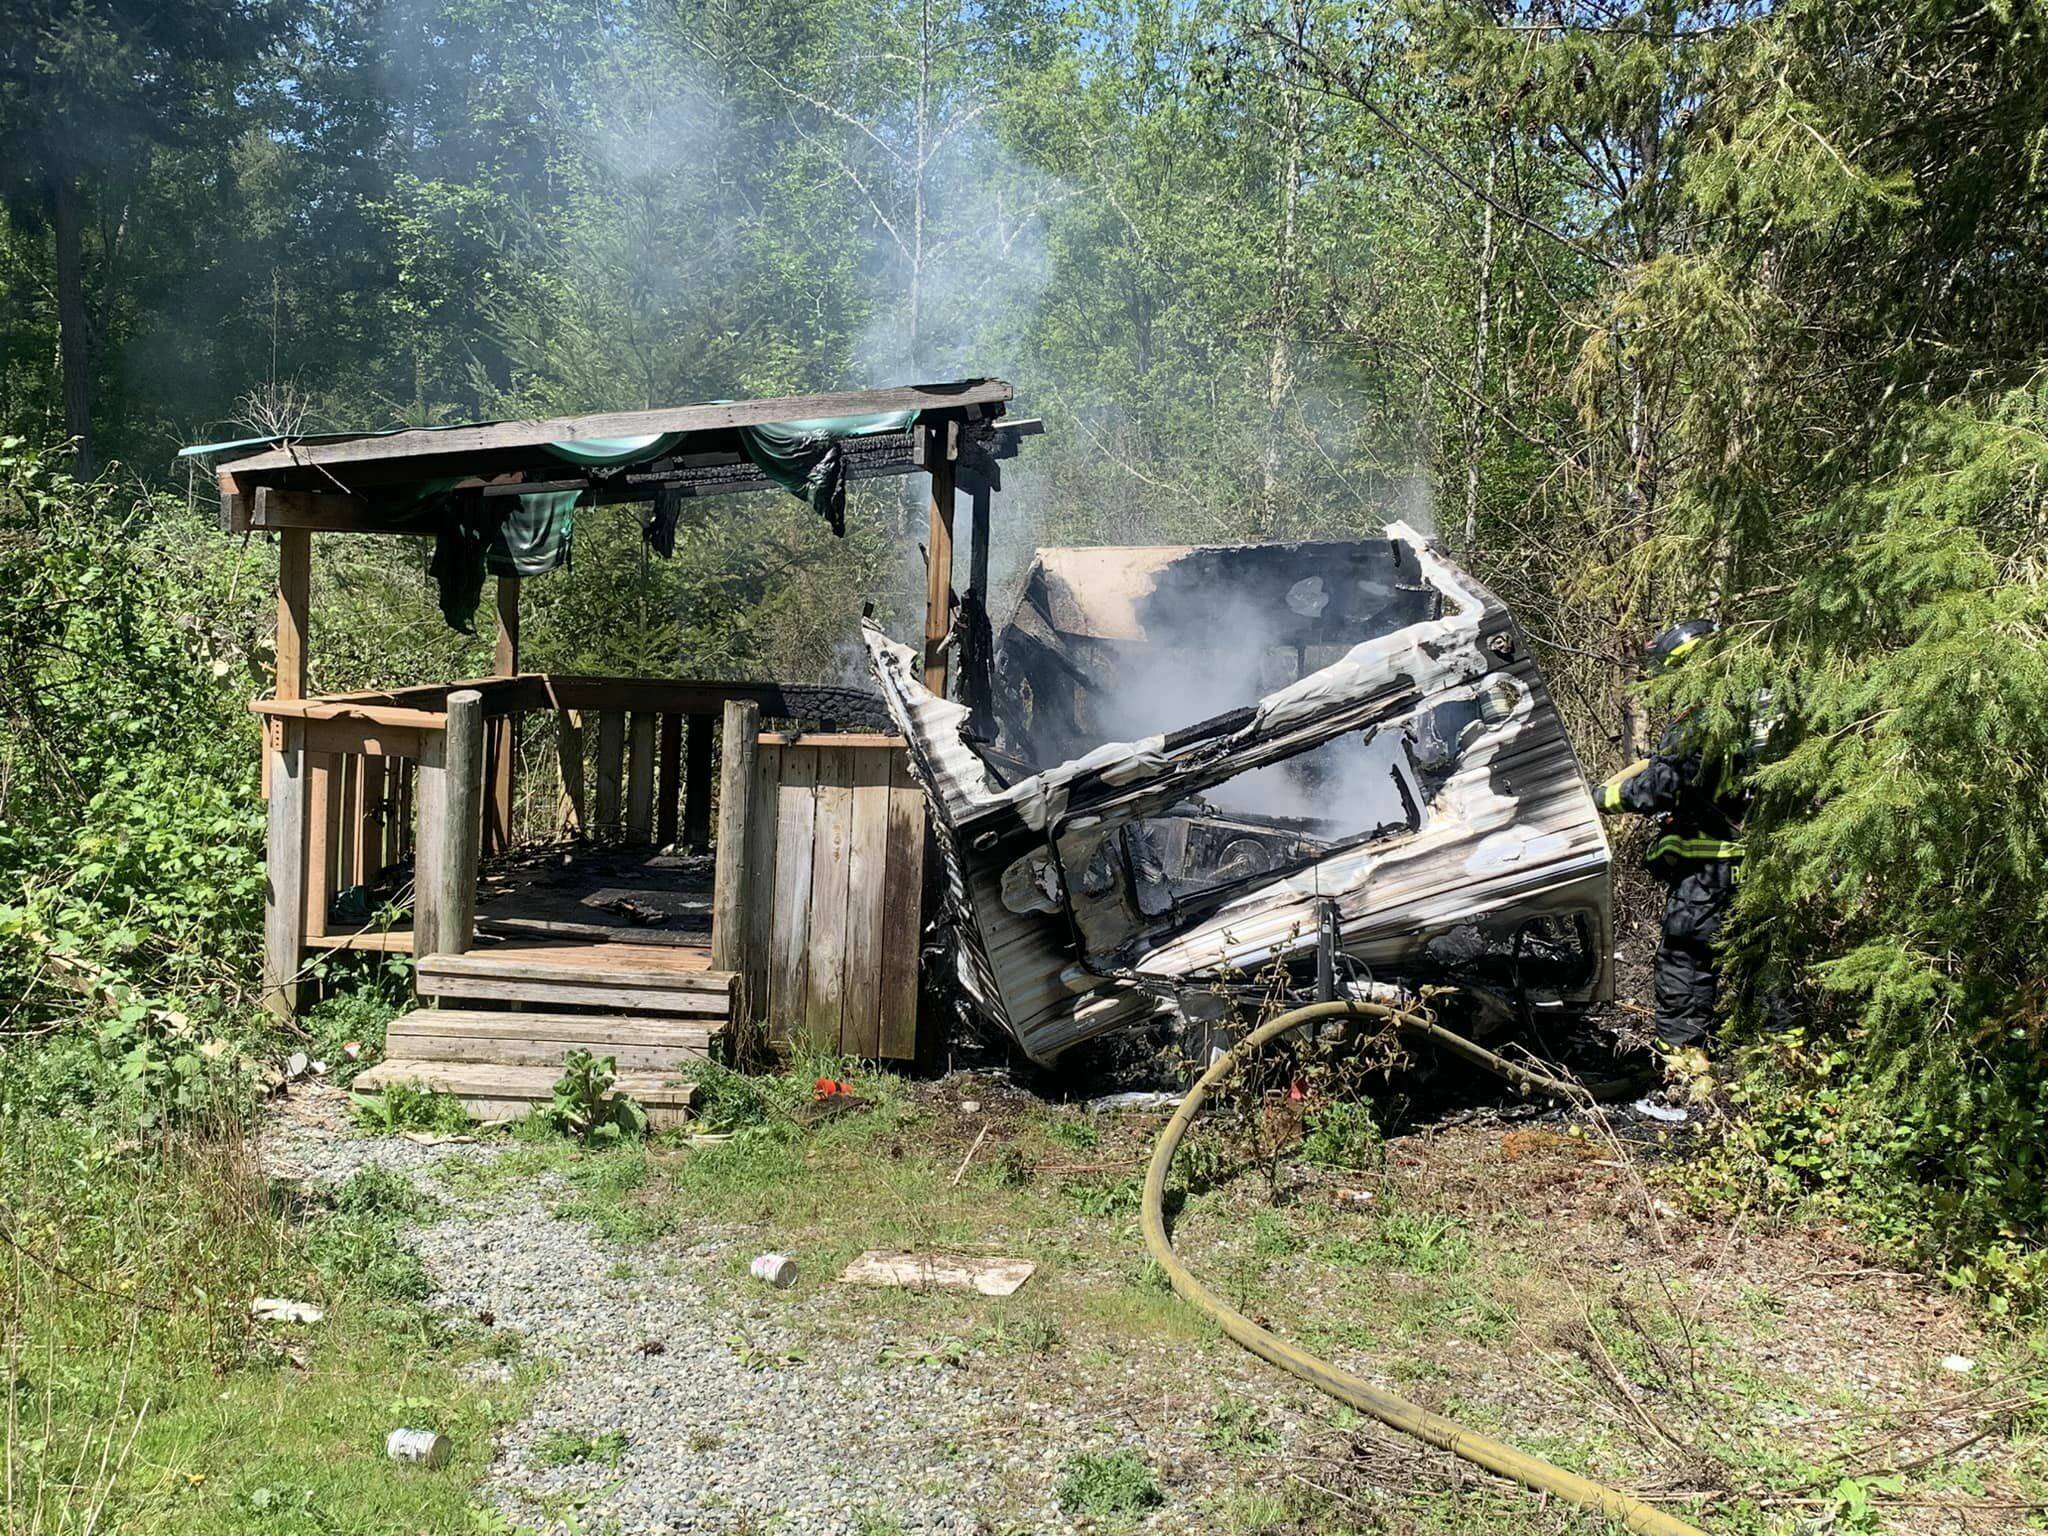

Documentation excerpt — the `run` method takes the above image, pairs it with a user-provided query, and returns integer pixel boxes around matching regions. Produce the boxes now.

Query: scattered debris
[687,1132,734,1147]
[250,1297,324,1325]
[750,1252,798,1289]
[838,1252,1036,1297]
[960,1099,982,1114]
[385,1427,451,1468]
[950,1124,991,1187]
[1941,1354,1977,1374]
[813,1077,856,1100]
[1333,1188,1376,1210]
[1087,1091,1179,1114]
[400,1130,475,1146]
[1631,1096,1690,1124]
[636,1338,667,1356]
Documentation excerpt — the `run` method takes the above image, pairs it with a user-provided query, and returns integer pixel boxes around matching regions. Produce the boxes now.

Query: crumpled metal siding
[866,522,1612,1064]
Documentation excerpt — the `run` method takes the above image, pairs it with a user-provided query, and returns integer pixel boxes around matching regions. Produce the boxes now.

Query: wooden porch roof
[202,378,1032,535]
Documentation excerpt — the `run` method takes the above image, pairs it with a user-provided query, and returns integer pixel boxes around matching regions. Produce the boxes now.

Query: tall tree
[0,0,288,472]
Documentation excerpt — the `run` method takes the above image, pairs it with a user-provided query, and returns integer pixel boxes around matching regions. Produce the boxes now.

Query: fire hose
[1139,998,1707,1536]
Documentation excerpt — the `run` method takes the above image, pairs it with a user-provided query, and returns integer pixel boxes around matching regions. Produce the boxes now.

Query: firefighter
[1596,619,1745,1049]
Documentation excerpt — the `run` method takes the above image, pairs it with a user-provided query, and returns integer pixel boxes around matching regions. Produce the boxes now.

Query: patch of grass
[1056,1449,1163,1516]
[1065,1173,1142,1218]
[1,1108,524,1536]
[852,1511,911,1536]
[351,1081,471,1135]
[532,1426,628,1467]
[1043,1115,1100,1152]
[330,1163,440,1221]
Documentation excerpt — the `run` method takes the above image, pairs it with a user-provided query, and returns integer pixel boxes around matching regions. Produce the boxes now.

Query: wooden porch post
[415,689,484,958]
[261,718,309,1017]
[487,575,519,851]
[260,525,312,1014]
[962,478,995,738]
[709,698,761,979]
[921,421,957,696]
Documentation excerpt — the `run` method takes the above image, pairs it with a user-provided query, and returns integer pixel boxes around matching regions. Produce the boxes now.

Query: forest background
[2,0,2046,1313]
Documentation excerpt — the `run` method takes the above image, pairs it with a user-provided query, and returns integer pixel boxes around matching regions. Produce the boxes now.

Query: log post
[415,689,484,959]
[261,718,309,1018]
[684,711,715,853]
[921,421,957,696]
[709,698,761,981]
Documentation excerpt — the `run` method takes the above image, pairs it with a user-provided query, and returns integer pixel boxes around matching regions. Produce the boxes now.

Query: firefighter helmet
[1648,618,1718,670]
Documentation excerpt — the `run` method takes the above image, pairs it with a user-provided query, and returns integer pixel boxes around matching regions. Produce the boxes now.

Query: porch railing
[253,674,828,1015]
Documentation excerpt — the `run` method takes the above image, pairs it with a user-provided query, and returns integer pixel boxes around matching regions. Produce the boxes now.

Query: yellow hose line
[1139,999,1707,1536]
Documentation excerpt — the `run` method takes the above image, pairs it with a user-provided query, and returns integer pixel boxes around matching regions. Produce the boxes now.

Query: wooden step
[415,941,734,1017]
[351,1058,700,1130]
[384,1009,717,1069]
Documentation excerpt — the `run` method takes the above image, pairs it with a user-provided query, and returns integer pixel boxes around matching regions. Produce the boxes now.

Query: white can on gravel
[750,1252,797,1289]
[385,1428,451,1468]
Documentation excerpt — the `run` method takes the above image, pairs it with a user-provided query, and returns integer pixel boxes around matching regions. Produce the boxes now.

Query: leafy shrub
[1300,1100,1382,1169]
[1056,1450,1163,1515]
[534,1050,647,1145]
[354,1082,472,1135]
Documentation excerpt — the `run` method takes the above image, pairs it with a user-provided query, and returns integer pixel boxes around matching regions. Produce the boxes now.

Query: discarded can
[750,1252,797,1289]
[385,1428,451,1468]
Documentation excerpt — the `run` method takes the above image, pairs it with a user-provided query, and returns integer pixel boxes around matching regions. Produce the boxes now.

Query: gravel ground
[258,1083,1314,1535]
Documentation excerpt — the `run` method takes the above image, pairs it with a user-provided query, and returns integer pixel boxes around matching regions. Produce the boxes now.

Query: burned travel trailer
[867,523,1614,1065]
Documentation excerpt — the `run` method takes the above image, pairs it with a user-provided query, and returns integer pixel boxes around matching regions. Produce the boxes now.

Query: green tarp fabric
[429,489,578,631]
[734,410,917,536]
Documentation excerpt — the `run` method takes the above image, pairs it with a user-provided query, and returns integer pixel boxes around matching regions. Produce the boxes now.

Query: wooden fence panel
[730,735,925,1060]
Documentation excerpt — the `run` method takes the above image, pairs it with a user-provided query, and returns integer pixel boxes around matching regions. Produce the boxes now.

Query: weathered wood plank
[356,755,385,883]
[878,752,927,1060]
[262,721,309,1017]
[252,486,379,531]
[684,712,715,853]
[335,754,359,890]
[840,749,894,1058]
[626,712,656,843]
[709,701,761,978]
[805,748,856,1052]
[657,713,682,848]
[418,947,725,987]
[767,747,820,1043]
[740,737,780,1050]
[221,380,1013,474]
[556,710,585,834]
[594,711,625,838]
[386,1011,714,1069]
[415,973,730,1016]
[300,719,426,759]
[303,754,333,940]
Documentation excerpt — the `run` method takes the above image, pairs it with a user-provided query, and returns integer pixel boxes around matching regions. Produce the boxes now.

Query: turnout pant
[1654,861,1736,1048]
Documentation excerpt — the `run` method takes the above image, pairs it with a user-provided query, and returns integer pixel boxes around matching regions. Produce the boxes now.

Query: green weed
[1056,1449,1163,1516]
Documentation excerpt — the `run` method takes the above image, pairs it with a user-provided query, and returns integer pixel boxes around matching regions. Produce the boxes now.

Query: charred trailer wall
[867,523,1613,1065]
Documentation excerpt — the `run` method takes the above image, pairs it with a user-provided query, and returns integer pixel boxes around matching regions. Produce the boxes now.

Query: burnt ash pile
[868,523,1618,1071]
